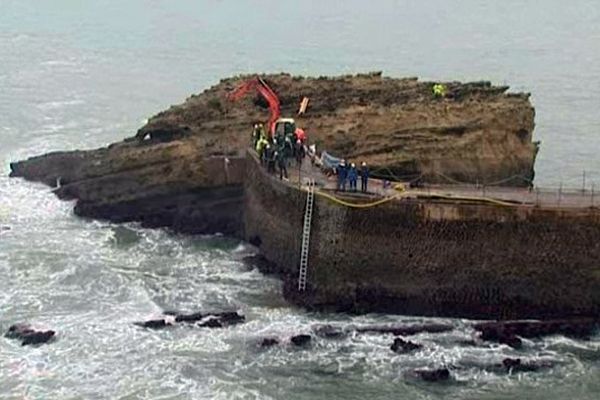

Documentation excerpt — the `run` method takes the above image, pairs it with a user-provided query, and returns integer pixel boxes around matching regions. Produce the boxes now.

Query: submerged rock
[390,338,423,353]
[134,318,175,329]
[174,312,204,323]
[502,358,553,373]
[313,324,346,339]
[290,334,312,347]
[356,323,453,336]
[260,338,279,348]
[414,368,450,382]
[5,324,56,346]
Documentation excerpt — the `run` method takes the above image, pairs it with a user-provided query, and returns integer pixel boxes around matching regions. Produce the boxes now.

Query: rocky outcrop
[136,73,538,185]
[9,73,537,231]
[10,142,246,234]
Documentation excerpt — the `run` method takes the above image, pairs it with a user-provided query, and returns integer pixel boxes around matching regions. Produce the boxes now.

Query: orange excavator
[227,76,301,139]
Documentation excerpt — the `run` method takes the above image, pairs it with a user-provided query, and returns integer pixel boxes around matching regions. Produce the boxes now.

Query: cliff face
[9,73,537,228]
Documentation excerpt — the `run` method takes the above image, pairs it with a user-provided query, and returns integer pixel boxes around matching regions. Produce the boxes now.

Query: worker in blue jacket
[336,159,347,191]
[348,163,358,192]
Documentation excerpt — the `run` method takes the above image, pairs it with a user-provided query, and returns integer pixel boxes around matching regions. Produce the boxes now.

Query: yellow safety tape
[309,187,519,209]
[314,190,401,209]
[421,191,520,207]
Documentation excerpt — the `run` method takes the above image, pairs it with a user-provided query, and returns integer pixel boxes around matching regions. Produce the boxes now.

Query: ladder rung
[298,181,315,292]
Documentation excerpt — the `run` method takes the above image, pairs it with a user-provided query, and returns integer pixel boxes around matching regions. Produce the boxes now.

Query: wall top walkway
[249,150,600,211]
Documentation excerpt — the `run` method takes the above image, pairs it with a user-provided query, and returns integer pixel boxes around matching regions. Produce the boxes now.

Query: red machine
[226,76,281,135]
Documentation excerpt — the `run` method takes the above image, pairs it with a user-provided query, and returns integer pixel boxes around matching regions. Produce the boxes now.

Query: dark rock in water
[498,334,523,349]
[356,323,453,336]
[136,311,244,330]
[474,318,598,342]
[291,334,312,347]
[199,318,223,328]
[212,311,245,325]
[391,338,423,353]
[175,312,204,323]
[313,324,345,339]
[21,331,55,346]
[502,358,553,373]
[134,319,174,329]
[163,310,180,316]
[5,324,34,339]
[260,338,279,347]
[5,324,55,346]
[415,368,450,382]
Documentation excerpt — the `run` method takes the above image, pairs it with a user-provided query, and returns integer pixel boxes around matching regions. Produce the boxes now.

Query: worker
[268,148,277,174]
[295,128,307,143]
[251,124,260,147]
[276,150,288,180]
[263,144,272,166]
[283,136,293,161]
[336,159,347,191]
[258,123,266,140]
[433,83,447,98]
[348,163,358,192]
[256,136,269,160]
[360,162,369,193]
[294,139,305,166]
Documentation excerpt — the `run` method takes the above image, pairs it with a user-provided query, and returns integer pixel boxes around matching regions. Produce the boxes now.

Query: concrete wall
[244,152,600,319]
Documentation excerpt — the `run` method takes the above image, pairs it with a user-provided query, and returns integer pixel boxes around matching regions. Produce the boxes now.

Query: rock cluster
[134,311,245,329]
[5,324,55,346]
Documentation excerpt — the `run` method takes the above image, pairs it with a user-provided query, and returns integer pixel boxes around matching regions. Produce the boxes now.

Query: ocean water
[0,1,599,399]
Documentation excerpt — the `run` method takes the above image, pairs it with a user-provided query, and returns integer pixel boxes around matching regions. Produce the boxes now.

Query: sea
[1,1,599,399]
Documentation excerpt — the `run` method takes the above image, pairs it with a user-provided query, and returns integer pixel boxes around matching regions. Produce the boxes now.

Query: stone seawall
[244,152,600,319]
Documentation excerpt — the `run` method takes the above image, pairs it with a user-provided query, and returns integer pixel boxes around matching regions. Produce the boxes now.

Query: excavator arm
[227,77,281,135]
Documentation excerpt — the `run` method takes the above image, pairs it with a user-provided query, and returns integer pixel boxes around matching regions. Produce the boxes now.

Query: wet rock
[5,324,56,346]
[134,318,175,329]
[198,318,223,328]
[414,368,450,382]
[473,318,598,345]
[390,338,422,353]
[290,334,312,347]
[174,312,204,323]
[260,338,279,347]
[502,358,553,373]
[356,323,453,336]
[21,331,56,346]
[135,311,245,330]
[5,323,33,339]
[313,324,345,339]
[212,311,245,325]
[498,334,523,349]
